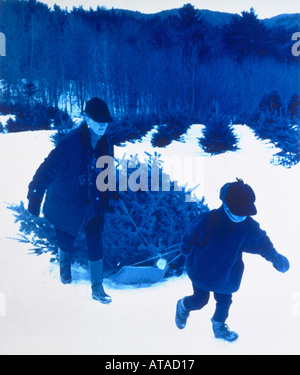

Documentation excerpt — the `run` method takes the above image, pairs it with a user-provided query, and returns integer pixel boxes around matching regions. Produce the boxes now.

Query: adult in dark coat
[175,179,290,341]
[27,98,117,304]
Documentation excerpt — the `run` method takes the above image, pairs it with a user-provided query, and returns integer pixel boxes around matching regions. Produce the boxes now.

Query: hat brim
[229,203,257,216]
[89,114,113,123]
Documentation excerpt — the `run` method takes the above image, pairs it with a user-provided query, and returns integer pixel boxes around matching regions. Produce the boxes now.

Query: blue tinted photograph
[0,0,299,356]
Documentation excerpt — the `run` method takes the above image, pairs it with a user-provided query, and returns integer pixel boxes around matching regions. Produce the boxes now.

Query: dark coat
[27,123,115,235]
[181,206,279,294]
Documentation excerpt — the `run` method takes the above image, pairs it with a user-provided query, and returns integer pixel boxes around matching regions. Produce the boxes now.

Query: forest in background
[0,1,299,166]
[0,0,299,119]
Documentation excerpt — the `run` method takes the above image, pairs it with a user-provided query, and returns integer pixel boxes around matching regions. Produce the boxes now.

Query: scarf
[223,203,247,223]
[79,123,112,216]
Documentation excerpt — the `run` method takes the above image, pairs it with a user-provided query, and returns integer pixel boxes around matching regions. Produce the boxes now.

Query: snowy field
[0,125,300,355]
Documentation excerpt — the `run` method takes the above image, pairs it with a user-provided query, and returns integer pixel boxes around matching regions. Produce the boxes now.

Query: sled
[110,265,166,285]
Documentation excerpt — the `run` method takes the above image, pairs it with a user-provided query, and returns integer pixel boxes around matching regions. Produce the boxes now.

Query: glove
[272,254,290,273]
[28,196,42,217]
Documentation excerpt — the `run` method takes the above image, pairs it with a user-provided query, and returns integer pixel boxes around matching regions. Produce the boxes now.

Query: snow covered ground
[0,125,299,355]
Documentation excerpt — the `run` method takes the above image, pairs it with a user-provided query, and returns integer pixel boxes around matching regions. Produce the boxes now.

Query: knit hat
[85,97,113,123]
[220,178,257,216]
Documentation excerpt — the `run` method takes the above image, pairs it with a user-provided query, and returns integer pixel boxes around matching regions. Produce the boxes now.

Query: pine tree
[223,8,272,62]
[253,109,300,168]
[288,94,300,120]
[151,112,191,148]
[23,81,38,106]
[259,90,282,114]
[7,201,58,257]
[198,105,239,155]
[8,156,208,279]
[176,4,208,112]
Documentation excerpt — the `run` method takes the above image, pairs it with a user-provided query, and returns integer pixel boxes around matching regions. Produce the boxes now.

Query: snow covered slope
[0,126,299,355]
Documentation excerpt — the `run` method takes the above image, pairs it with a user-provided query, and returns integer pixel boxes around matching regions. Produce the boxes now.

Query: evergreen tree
[259,90,282,114]
[252,109,300,167]
[288,94,300,120]
[23,81,38,106]
[107,114,158,146]
[176,4,208,111]
[151,112,191,148]
[7,201,58,257]
[223,8,272,62]
[4,103,74,133]
[5,117,21,133]
[8,156,208,280]
[198,105,239,155]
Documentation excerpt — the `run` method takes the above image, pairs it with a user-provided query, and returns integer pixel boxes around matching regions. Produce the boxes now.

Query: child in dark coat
[176,179,290,342]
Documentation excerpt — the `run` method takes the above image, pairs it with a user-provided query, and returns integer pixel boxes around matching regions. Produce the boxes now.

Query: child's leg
[211,293,238,342]
[175,284,210,329]
[184,284,210,311]
[212,293,233,323]
[55,227,76,284]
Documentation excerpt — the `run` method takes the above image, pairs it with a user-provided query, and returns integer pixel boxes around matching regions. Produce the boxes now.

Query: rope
[129,247,180,267]
[166,252,182,265]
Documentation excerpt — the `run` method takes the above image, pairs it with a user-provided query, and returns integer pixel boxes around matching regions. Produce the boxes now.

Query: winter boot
[58,248,72,284]
[88,259,112,304]
[175,298,190,329]
[211,318,239,342]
